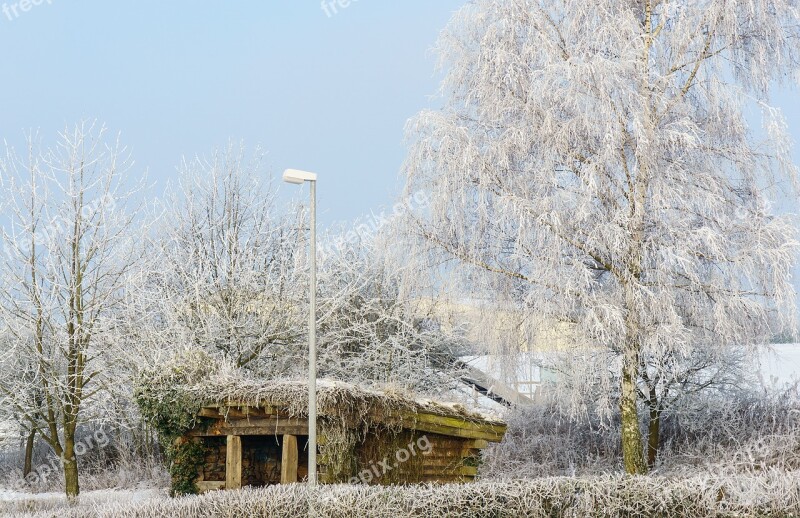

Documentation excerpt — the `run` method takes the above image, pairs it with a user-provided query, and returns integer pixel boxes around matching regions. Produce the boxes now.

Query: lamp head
[283,169,317,184]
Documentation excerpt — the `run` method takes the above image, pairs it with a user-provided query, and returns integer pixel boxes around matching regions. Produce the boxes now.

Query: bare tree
[0,122,144,497]
[402,0,799,473]
[124,144,308,376]
[126,145,466,394]
[316,229,467,394]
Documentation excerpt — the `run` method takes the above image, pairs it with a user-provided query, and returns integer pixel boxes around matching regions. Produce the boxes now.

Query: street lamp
[282,168,318,486]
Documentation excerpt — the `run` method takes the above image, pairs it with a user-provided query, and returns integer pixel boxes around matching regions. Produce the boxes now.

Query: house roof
[189,378,506,441]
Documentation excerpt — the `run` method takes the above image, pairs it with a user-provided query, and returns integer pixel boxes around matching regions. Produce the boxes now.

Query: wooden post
[226,435,242,490]
[281,434,298,484]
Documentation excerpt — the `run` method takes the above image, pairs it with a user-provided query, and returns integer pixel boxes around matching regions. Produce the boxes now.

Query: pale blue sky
[0,1,798,227]
[0,1,464,224]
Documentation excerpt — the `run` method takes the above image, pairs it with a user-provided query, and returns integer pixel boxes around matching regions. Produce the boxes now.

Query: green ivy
[134,349,216,496]
[168,439,207,496]
[463,454,481,468]
[135,382,200,445]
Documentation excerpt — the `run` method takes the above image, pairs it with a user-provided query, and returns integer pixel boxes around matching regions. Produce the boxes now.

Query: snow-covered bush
[8,473,800,517]
[482,384,800,479]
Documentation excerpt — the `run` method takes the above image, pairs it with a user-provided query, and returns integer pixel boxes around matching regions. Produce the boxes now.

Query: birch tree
[402,0,800,474]
[0,123,144,497]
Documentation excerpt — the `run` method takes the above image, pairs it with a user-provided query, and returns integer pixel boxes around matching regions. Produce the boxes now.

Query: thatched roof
[191,376,505,430]
[136,351,505,441]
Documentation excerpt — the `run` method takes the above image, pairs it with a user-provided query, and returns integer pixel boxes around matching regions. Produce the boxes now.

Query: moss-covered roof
[136,350,506,446]
[193,378,504,428]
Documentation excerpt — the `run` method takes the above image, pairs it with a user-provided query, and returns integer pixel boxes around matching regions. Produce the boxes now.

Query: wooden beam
[198,408,222,419]
[411,412,507,437]
[407,420,505,442]
[281,434,299,484]
[368,410,506,441]
[225,435,242,490]
[188,417,309,437]
[192,425,308,437]
[223,408,248,419]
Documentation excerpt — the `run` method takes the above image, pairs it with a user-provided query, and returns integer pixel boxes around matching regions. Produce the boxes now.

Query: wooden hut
[179,380,506,492]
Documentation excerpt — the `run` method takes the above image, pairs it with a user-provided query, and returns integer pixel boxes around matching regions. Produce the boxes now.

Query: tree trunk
[646,402,660,469]
[620,298,647,475]
[23,429,36,478]
[63,433,80,499]
[620,354,646,474]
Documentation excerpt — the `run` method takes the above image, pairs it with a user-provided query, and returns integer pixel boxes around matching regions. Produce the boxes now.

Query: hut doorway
[229,434,309,488]
[241,435,281,486]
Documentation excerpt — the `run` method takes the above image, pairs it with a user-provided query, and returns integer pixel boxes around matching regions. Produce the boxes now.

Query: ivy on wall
[134,349,214,495]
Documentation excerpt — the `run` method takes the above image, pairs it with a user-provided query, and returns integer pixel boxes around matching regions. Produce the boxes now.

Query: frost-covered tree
[316,230,467,394]
[402,0,800,473]
[123,144,466,398]
[0,123,145,497]
[122,145,308,377]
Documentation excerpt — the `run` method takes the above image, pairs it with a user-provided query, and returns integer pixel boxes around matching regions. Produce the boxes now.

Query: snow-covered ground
[0,487,167,516]
[0,487,164,503]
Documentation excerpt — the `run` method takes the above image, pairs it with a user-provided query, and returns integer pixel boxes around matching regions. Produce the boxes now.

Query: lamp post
[282,168,318,486]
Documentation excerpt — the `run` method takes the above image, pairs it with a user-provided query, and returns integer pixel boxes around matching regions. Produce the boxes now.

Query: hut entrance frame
[194,431,311,491]
[189,405,313,491]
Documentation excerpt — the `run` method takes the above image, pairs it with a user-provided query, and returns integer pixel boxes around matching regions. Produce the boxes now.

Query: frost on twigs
[400,0,800,474]
[9,473,800,517]
[121,144,467,397]
[481,382,800,479]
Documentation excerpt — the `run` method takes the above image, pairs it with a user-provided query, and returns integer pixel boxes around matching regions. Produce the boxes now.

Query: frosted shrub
[8,474,800,518]
[482,386,800,479]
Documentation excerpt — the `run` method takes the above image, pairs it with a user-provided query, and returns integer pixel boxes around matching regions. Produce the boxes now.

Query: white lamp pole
[282,168,318,486]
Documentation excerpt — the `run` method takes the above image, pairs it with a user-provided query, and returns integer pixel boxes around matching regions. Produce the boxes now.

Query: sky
[0,1,465,225]
[0,1,798,302]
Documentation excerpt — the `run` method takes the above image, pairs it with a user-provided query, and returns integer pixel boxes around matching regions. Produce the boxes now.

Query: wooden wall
[354,430,482,484]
